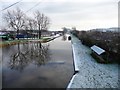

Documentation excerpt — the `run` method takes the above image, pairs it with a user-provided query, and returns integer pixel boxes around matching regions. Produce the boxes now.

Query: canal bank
[0,37,55,48]
[67,35,119,89]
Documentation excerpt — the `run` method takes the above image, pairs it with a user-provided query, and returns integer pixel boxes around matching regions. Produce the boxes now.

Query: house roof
[91,45,105,55]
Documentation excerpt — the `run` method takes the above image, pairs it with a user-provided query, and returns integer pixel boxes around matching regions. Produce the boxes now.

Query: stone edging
[66,35,79,89]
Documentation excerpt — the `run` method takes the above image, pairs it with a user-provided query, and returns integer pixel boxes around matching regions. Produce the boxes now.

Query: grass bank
[0,37,54,48]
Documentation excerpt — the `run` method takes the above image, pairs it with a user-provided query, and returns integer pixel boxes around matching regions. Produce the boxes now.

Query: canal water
[2,35,74,88]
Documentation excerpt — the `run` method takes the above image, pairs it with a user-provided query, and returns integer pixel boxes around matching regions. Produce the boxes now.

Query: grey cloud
[39,1,117,14]
[0,0,118,30]
[43,1,117,20]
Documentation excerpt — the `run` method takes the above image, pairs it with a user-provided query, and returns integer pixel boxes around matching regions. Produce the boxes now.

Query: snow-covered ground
[67,35,120,88]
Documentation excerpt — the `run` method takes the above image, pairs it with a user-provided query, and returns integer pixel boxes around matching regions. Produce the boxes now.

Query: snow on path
[68,35,120,88]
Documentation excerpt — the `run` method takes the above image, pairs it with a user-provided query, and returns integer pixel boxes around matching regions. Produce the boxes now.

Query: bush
[73,30,120,64]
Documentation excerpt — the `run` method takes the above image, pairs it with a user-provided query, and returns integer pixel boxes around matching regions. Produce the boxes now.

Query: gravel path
[68,35,120,89]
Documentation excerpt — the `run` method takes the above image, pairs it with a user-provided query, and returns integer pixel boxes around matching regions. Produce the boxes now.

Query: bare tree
[41,15,50,30]
[4,8,26,39]
[3,8,50,39]
[25,17,38,39]
[32,20,37,39]
[34,10,50,39]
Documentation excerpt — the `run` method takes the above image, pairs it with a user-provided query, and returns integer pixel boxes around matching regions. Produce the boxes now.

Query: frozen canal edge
[67,35,119,89]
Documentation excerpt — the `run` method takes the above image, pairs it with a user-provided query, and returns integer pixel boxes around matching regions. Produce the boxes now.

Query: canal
[2,35,74,88]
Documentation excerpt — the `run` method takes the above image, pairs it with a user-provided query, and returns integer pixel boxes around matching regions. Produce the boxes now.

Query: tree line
[3,7,50,39]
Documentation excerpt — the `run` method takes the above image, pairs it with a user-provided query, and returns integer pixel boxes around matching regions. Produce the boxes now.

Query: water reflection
[62,34,67,41]
[9,42,50,72]
[3,36,74,88]
[62,34,71,41]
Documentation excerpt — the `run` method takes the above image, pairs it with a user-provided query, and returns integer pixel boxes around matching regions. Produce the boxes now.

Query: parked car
[0,32,15,40]
[16,34,31,39]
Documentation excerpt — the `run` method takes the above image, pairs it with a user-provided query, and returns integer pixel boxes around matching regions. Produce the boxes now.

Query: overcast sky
[0,0,119,31]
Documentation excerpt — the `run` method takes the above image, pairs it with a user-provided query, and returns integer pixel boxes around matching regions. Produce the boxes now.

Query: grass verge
[0,37,54,48]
